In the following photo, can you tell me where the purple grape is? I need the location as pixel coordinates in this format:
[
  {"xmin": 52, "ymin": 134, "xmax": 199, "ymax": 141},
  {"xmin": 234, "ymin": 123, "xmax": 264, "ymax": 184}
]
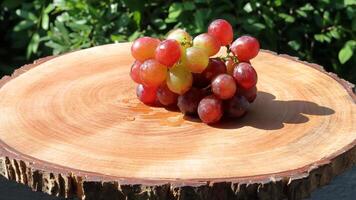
[
  {"xmin": 198, "ymin": 95, "xmax": 223, "ymax": 124},
  {"xmin": 240, "ymin": 86, "xmax": 257, "ymax": 103},
  {"xmin": 193, "ymin": 58, "xmax": 227, "ymax": 88},
  {"xmin": 177, "ymin": 88, "xmax": 205, "ymax": 115},
  {"xmin": 225, "ymin": 95, "xmax": 250, "ymax": 118}
]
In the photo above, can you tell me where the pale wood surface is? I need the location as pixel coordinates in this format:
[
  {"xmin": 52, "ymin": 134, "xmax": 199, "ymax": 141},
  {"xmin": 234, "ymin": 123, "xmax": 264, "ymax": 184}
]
[{"xmin": 0, "ymin": 43, "xmax": 355, "ymax": 199}]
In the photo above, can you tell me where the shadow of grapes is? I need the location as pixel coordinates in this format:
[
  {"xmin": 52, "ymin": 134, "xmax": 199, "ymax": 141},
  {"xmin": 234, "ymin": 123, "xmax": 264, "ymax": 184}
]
[{"xmin": 186, "ymin": 91, "xmax": 335, "ymax": 130}]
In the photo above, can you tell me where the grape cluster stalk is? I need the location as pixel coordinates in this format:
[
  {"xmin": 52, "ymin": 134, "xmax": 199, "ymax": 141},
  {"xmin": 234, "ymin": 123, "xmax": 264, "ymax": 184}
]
[{"xmin": 130, "ymin": 19, "xmax": 260, "ymax": 124}]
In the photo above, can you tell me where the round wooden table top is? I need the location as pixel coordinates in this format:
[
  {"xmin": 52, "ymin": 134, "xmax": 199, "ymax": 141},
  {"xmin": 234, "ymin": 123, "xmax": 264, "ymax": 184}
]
[{"xmin": 0, "ymin": 43, "xmax": 355, "ymax": 182}]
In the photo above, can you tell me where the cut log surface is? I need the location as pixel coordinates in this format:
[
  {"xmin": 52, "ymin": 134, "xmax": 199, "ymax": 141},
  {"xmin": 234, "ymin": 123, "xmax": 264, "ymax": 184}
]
[{"xmin": 0, "ymin": 43, "xmax": 355, "ymax": 200}]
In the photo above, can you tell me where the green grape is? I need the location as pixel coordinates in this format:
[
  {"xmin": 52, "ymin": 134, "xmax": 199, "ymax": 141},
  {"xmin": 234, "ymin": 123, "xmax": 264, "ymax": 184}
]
[
  {"xmin": 166, "ymin": 63, "xmax": 193, "ymax": 95},
  {"xmin": 167, "ymin": 29, "xmax": 192, "ymax": 50},
  {"xmin": 184, "ymin": 47, "xmax": 209, "ymax": 73},
  {"xmin": 193, "ymin": 33, "xmax": 220, "ymax": 56}
]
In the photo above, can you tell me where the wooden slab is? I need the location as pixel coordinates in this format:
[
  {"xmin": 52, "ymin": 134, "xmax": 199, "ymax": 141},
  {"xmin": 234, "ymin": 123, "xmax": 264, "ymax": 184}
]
[{"xmin": 0, "ymin": 43, "xmax": 355, "ymax": 200}]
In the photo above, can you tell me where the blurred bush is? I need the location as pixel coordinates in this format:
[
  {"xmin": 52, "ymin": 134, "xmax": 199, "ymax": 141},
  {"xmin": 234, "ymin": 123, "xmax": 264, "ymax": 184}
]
[{"xmin": 0, "ymin": 0, "xmax": 355, "ymax": 83}]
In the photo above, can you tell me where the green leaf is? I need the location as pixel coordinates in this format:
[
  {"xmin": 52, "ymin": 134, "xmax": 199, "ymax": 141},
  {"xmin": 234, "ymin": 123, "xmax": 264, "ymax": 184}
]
[
  {"xmin": 346, "ymin": 40, "xmax": 356, "ymax": 48},
  {"xmin": 300, "ymin": 3, "xmax": 314, "ymax": 11},
  {"xmin": 314, "ymin": 34, "xmax": 323, "ymax": 42},
  {"xmin": 168, "ymin": 3, "xmax": 183, "ymax": 21},
  {"xmin": 194, "ymin": 9, "xmax": 206, "ymax": 33},
  {"xmin": 314, "ymin": 34, "xmax": 331, "ymax": 43},
  {"xmin": 132, "ymin": 11, "xmax": 141, "ymax": 28},
  {"xmin": 344, "ymin": 0, "xmax": 356, "ymax": 6},
  {"xmin": 346, "ymin": 7, "xmax": 354, "ymax": 19},
  {"xmin": 323, "ymin": 11, "xmax": 331, "ymax": 25},
  {"xmin": 42, "ymin": 14, "xmax": 49, "ymax": 30},
  {"xmin": 110, "ymin": 3, "xmax": 118, "ymax": 13},
  {"xmin": 338, "ymin": 45, "xmax": 353, "ymax": 64},
  {"xmin": 296, "ymin": 10, "xmax": 308, "ymax": 18},
  {"xmin": 274, "ymin": 0, "xmax": 282, "ymax": 6},
  {"xmin": 278, "ymin": 13, "xmax": 295, "ymax": 23},
  {"xmin": 15, "ymin": 9, "xmax": 37, "ymax": 21},
  {"xmin": 56, "ymin": 12, "xmax": 70, "ymax": 22},
  {"xmin": 31, "ymin": 33, "xmax": 40, "ymax": 52},
  {"xmin": 110, "ymin": 34, "xmax": 126, "ymax": 42},
  {"xmin": 26, "ymin": 33, "xmax": 40, "ymax": 58},
  {"xmin": 66, "ymin": 21, "xmax": 90, "ymax": 32},
  {"xmin": 243, "ymin": 3, "xmax": 253, "ymax": 13},
  {"xmin": 53, "ymin": 0, "xmax": 66, "ymax": 8},
  {"xmin": 128, "ymin": 31, "xmax": 141, "ymax": 41},
  {"xmin": 182, "ymin": 2, "xmax": 195, "ymax": 10},
  {"xmin": 288, "ymin": 40, "xmax": 301, "ymax": 51},
  {"xmin": 242, "ymin": 23, "xmax": 266, "ymax": 33},
  {"xmin": 54, "ymin": 21, "xmax": 70, "ymax": 44},
  {"xmin": 45, "ymin": 41, "xmax": 66, "ymax": 55},
  {"xmin": 115, "ymin": 13, "xmax": 130, "ymax": 27},
  {"xmin": 243, "ymin": 20, "xmax": 266, "ymax": 32},
  {"xmin": 262, "ymin": 14, "xmax": 274, "ymax": 28},
  {"xmin": 329, "ymin": 27, "xmax": 340, "ymax": 39},
  {"xmin": 44, "ymin": 4, "xmax": 55, "ymax": 13},
  {"xmin": 165, "ymin": 17, "xmax": 177, "ymax": 23},
  {"xmin": 13, "ymin": 20, "xmax": 35, "ymax": 32},
  {"xmin": 252, "ymin": 23, "xmax": 266, "ymax": 30},
  {"xmin": 153, "ymin": 18, "xmax": 167, "ymax": 30}
]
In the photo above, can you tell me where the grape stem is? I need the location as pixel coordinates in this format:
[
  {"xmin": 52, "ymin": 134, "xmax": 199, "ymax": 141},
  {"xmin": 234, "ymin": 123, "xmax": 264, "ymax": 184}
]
[
  {"xmin": 203, "ymin": 84, "xmax": 212, "ymax": 92},
  {"xmin": 220, "ymin": 45, "xmax": 238, "ymax": 63},
  {"xmin": 180, "ymin": 41, "xmax": 193, "ymax": 47},
  {"xmin": 225, "ymin": 45, "xmax": 231, "ymax": 54}
]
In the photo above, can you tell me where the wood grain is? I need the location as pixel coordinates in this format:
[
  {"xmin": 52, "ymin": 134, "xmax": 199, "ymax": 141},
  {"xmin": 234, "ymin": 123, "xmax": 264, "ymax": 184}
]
[{"xmin": 0, "ymin": 43, "xmax": 355, "ymax": 200}]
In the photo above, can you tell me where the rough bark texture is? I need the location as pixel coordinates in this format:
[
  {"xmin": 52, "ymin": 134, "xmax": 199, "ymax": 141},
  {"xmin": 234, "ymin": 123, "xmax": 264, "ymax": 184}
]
[
  {"xmin": 0, "ymin": 147, "xmax": 355, "ymax": 200},
  {"xmin": 0, "ymin": 49, "xmax": 355, "ymax": 200}
]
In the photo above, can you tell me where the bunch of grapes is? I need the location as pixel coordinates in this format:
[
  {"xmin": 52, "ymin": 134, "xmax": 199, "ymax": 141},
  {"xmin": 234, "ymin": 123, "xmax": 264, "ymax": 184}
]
[{"xmin": 130, "ymin": 19, "xmax": 260, "ymax": 124}]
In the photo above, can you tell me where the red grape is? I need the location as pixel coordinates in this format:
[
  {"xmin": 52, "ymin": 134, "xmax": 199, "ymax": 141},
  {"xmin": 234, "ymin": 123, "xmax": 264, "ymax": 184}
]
[
  {"xmin": 130, "ymin": 60, "xmax": 142, "ymax": 84},
  {"xmin": 240, "ymin": 86, "xmax": 257, "ymax": 103},
  {"xmin": 155, "ymin": 39, "xmax": 181, "ymax": 67},
  {"xmin": 193, "ymin": 58, "xmax": 227, "ymax": 88},
  {"xmin": 198, "ymin": 95, "xmax": 223, "ymax": 124},
  {"xmin": 233, "ymin": 62, "xmax": 257, "ymax": 90},
  {"xmin": 225, "ymin": 57, "xmax": 236, "ymax": 75},
  {"xmin": 177, "ymin": 88, "xmax": 205, "ymax": 115},
  {"xmin": 157, "ymin": 84, "xmax": 178, "ymax": 106},
  {"xmin": 184, "ymin": 47, "xmax": 209, "ymax": 73},
  {"xmin": 136, "ymin": 84, "xmax": 157, "ymax": 105},
  {"xmin": 208, "ymin": 19, "xmax": 233, "ymax": 46},
  {"xmin": 193, "ymin": 33, "xmax": 220, "ymax": 56},
  {"xmin": 212, "ymin": 74, "xmax": 237, "ymax": 100},
  {"xmin": 225, "ymin": 95, "xmax": 249, "ymax": 118},
  {"xmin": 203, "ymin": 58, "xmax": 227, "ymax": 81},
  {"xmin": 230, "ymin": 35, "xmax": 260, "ymax": 62},
  {"xmin": 140, "ymin": 59, "xmax": 167, "ymax": 87},
  {"xmin": 131, "ymin": 37, "xmax": 160, "ymax": 62}
]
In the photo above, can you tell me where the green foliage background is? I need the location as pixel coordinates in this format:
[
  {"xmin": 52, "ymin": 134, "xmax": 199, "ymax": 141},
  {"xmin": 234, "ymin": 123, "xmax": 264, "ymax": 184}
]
[{"xmin": 1, "ymin": 0, "xmax": 356, "ymax": 84}]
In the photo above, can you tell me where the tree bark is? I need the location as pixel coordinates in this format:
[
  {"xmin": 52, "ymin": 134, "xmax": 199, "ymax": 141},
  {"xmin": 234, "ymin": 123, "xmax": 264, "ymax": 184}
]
[{"xmin": 0, "ymin": 43, "xmax": 355, "ymax": 200}]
